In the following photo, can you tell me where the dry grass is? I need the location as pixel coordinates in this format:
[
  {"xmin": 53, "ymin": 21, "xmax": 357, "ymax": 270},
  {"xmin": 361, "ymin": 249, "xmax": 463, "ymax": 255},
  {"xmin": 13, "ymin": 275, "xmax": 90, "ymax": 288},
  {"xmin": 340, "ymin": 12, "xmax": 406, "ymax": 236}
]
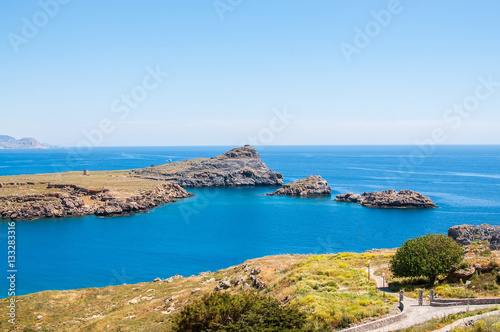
[
  {"xmin": 0, "ymin": 171, "xmax": 167, "ymax": 198},
  {"xmin": 0, "ymin": 252, "xmax": 398, "ymax": 331}
]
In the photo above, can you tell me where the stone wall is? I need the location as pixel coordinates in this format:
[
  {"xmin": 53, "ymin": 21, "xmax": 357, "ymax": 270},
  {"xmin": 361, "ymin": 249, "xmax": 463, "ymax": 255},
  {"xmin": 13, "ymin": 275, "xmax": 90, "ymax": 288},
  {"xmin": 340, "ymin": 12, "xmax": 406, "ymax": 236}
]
[
  {"xmin": 341, "ymin": 302, "xmax": 406, "ymax": 332},
  {"xmin": 431, "ymin": 298, "xmax": 500, "ymax": 307}
]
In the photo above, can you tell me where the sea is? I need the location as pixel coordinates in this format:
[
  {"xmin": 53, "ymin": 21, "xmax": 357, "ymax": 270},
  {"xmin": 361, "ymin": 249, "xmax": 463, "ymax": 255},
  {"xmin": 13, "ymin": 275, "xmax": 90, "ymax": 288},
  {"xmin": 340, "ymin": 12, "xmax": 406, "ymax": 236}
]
[{"xmin": 1, "ymin": 145, "xmax": 499, "ymax": 296}]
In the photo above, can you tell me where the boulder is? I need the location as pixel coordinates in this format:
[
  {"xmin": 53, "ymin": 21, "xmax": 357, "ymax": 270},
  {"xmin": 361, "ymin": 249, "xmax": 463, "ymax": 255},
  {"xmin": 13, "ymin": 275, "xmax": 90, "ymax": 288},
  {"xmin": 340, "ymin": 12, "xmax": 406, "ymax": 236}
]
[
  {"xmin": 446, "ymin": 265, "xmax": 476, "ymax": 283},
  {"xmin": 335, "ymin": 192, "xmax": 362, "ymax": 203},
  {"xmin": 215, "ymin": 280, "xmax": 232, "ymax": 291}
]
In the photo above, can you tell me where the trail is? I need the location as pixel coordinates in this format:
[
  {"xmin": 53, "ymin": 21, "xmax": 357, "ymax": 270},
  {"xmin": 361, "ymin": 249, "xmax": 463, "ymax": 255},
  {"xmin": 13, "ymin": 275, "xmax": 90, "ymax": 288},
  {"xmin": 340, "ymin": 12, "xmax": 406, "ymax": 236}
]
[{"xmin": 367, "ymin": 266, "xmax": 498, "ymax": 332}]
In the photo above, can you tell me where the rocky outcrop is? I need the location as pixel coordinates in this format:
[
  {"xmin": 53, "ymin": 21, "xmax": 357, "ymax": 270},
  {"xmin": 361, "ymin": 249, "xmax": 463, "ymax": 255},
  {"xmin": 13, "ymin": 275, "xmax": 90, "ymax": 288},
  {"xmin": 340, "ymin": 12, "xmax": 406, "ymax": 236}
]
[
  {"xmin": 448, "ymin": 224, "xmax": 500, "ymax": 250},
  {"xmin": 0, "ymin": 182, "xmax": 193, "ymax": 221},
  {"xmin": 267, "ymin": 175, "xmax": 331, "ymax": 196},
  {"xmin": 445, "ymin": 265, "xmax": 476, "ymax": 283},
  {"xmin": 130, "ymin": 145, "xmax": 283, "ymax": 187},
  {"xmin": 335, "ymin": 190, "xmax": 436, "ymax": 208}
]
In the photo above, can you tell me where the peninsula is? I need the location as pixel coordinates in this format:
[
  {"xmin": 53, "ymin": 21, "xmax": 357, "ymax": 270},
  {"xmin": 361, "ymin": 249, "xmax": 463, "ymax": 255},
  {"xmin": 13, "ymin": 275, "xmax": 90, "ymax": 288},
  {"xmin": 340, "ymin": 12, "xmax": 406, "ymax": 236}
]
[
  {"xmin": 130, "ymin": 145, "xmax": 283, "ymax": 187},
  {"xmin": 0, "ymin": 145, "xmax": 283, "ymax": 220}
]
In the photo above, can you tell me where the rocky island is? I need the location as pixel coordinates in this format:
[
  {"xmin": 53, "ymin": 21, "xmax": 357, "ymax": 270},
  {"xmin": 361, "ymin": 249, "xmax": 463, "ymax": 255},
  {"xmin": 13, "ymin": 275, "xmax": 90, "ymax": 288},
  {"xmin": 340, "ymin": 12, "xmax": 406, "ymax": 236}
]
[
  {"xmin": 335, "ymin": 189, "xmax": 436, "ymax": 208},
  {"xmin": 448, "ymin": 224, "xmax": 500, "ymax": 250},
  {"xmin": 130, "ymin": 145, "xmax": 283, "ymax": 187},
  {"xmin": 267, "ymin": 175, "xmax": 331, "ymax": 196}
]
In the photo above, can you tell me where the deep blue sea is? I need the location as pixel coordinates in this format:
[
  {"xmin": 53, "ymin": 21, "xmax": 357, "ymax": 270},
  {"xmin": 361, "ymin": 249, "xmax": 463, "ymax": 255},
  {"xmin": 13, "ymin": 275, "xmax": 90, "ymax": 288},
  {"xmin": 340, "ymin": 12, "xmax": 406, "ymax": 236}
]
[{"xmin": 1, "ymin": 146, "xmax": 500, "ymax": 297}]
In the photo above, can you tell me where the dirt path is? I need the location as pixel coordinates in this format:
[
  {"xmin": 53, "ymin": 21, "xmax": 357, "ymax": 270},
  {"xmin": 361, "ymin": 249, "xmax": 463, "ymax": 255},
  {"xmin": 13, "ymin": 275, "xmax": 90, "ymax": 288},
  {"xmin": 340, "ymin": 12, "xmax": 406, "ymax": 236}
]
[{"xmin": 367, "ymin": 266, "xmax": 499, "ymax": 332}]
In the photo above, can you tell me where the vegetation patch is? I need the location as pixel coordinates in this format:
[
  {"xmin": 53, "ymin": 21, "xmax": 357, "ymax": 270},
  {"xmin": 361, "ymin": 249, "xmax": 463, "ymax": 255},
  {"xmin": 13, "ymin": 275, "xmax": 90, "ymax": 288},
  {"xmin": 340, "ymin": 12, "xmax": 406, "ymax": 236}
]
[{"xmin": 0, "ymin": 252, "xmax": 398, "ymax": 331}]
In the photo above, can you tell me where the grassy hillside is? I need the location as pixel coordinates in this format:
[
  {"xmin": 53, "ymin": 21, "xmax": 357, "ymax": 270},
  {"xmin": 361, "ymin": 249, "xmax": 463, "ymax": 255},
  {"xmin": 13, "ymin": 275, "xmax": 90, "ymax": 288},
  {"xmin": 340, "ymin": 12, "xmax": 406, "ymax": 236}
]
[{"xmin": 1, "ymin": 251, "xmax": 397, "ymax": 331}]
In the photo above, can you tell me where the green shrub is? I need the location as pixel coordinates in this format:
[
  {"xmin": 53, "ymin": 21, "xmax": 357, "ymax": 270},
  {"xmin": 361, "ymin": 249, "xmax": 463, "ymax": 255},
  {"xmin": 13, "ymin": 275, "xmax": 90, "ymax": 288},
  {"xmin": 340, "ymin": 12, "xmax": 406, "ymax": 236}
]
[
  {"xmin": 434, "ymin": 284, "xmax": 476, "ymax": 299},
  {"xmin": 480, "ymin": 249, "xmax": 492, "ymax": 257},
  {"xmin": 391, "ymin": 234, "xmax": 464, "ymax": 285},
  {"xmin": 389, "ymin": 277, "xmax": 428, "ymax": 292},
  {"xmin": 490, "ymin": 261, "xmax": 500, "ymax": 269},
  {"xmin": 469, "ymin": 273, "xmax": 500, "ymax": 292},
  {"xmin": 172, "ymin": 292, "xmax": 307, "ymax": 332}
]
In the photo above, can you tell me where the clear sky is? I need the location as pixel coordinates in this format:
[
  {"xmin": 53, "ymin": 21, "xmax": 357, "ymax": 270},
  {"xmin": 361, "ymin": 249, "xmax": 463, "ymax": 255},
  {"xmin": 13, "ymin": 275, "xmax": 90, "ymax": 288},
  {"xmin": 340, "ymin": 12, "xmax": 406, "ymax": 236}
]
[{"xmin": 1, "ymin": 0, "xmax": 499, "ymax": 146}]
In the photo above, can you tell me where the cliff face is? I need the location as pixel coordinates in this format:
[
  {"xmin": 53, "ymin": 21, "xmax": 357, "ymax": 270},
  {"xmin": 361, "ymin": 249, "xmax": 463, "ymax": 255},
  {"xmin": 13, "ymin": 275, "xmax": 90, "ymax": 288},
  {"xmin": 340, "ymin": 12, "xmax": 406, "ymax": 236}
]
[
  {"xmin": 268, "ymin": 175, "xmax": 331, "ymax": 196},
  {"xmin": 0, "ymin": 182, "xmax": 193, "ymax": 221},
  {"xmin": 335, "ymin": 190, "xmax": 436, "ymax": 208},
  {"xmin": 448, "ymin": 224, "xmax": 500, "ymax": 250},
  {"xmin": 0, "ymin": 135, "xmax": 48, "ymax": 149},
  {"xmin": 130, "ymin": 145, "xmax": 283, "ymax": 187}
]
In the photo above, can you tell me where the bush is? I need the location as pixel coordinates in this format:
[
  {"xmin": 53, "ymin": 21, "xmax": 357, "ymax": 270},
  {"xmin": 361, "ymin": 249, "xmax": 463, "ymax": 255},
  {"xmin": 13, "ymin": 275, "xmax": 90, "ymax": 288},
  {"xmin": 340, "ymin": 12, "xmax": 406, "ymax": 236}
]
[
  {"xmin": 389, "ymin": 277, "xmax": 428, "ymax": 292},
  {"xmin": 391, "ymin": 234, "xmax": 464, "ymax": 284},
  {"xmin": 480, "ymin": 249, "xmax": 492, "ymax": 257},
  {"xmin": 468, "ymin": 273, "xmax": 500, "ymax": 292},
  {"xmin": 490, "ymin": 261, "xmax": 500, "ymax": 269},
  {"xmin": 172, "ymin": 292, "xmax": 307, "ymax": 332},
  {"xmin": 434, "ymin": 284, "xmax": 476, "ymax": 299}
]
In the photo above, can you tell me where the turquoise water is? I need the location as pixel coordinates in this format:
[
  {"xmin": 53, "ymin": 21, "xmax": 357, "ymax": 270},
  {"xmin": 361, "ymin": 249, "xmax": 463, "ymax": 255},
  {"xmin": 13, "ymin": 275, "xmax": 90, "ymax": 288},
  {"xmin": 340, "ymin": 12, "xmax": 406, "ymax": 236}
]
[{"xmin": 1, "ymin": 146, "xmax": 500, "ymax": 296}]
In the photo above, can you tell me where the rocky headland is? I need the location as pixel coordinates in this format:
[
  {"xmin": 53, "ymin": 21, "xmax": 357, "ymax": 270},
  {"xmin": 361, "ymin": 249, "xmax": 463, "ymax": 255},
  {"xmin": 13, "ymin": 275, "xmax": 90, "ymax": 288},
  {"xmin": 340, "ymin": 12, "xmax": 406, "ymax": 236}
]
[
  {"xmin": 0, "ymin": 181, "xmax": 192, "ymax": 221},
  {"xmin": 448, "ymin": 224, "xmax": 500, "ymax": 250},
  {"xmin": 0, "ymin": 135, "xmax": 48, "ymax": 149},
  {"xmin": 267, "ymin": 175, "xmax": 331, "ymax": 196},
  {"xmin": 335, "ymin": 189, "xmax": 436, "ymax": 208},
  {"xmin": 130, "ymin": 145, "xmax": 283, "ymax": 187}
]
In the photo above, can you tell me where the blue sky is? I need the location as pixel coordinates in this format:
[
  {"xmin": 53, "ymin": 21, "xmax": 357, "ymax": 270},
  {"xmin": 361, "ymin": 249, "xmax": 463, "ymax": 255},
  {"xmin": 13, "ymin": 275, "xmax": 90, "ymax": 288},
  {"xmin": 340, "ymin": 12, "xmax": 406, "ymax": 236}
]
[{"xmin": 1, "ymin": 0, "xmax": 499, "ymax": 146}]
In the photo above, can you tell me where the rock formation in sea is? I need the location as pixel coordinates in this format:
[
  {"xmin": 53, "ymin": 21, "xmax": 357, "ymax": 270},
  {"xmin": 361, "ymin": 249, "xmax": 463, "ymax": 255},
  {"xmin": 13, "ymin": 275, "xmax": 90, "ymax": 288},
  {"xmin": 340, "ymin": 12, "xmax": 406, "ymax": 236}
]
[
  {"xmin": 335, "ymin": 189, "xmax": 436, "ymax": 208},
  {"xmin": 267, "ymin": 175, "xmax": 331, "ymax": 196},
  {"xmin": 0, "ymin": 135, "xmax": 48, "ymax": 149},
  {"xmin": 448, "ymin": 224, "xmax": 500, "ymax": 250},
  {"xmin": 130, "ymin": 145, "xmax": 283, "ymax": 187},
  {"xmin": 0, "ymin": 182, "xmax": 193, "ymax": 221}
]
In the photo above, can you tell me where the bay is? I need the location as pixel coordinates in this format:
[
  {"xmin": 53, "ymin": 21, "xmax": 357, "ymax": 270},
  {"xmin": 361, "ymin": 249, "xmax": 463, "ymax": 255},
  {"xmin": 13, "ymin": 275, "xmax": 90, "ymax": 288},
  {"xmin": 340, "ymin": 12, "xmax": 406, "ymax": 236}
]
[{"xmin": 1, "ymin": 145, "xmax": 499, "ymax": 296}]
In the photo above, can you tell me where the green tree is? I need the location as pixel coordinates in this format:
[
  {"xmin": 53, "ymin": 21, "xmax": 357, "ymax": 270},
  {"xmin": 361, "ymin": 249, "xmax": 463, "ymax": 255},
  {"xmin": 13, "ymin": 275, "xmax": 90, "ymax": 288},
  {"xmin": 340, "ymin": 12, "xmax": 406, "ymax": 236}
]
[
  {"xmin": 173, "ymin": 292, "xmax": 307, "ymax": 332},
  {"xmin": 390, "ymin": 233, "xmax": 464, "ymax": 285}
]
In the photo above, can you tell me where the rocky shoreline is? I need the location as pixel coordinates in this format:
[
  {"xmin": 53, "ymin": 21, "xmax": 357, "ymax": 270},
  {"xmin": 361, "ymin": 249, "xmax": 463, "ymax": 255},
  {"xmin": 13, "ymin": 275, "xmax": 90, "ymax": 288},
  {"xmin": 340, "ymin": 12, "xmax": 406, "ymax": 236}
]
[
  {"xmin": 130, "ymin": 145, "xmax": 283, "ymax": 187},
  {"xmin": 267, "ymin": 175, "xmax": 331, "ymax": 196},
  {"xmin": 335, "ymin": 190, "xmax": 436, "ymax": 208},
  {"xmin": 0, "ymin": 182, "xmax": 193, "ymax": 221}
]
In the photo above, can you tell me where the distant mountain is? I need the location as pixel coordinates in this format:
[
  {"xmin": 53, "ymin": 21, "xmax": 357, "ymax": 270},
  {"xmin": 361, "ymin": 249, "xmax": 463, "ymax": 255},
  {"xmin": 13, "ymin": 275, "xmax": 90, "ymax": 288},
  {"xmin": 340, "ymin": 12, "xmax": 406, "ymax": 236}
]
[
  {"xmin": 0, "ymin": 135, "xmax": 16, "ymax": 143},
  {"xmin": 0, "ymin": 135, "xmax": 49, "ymax": 149}
]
